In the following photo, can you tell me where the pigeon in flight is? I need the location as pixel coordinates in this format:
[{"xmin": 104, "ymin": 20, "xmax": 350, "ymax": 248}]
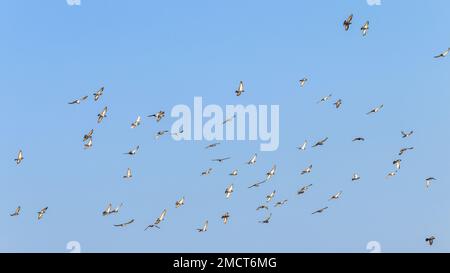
[
  {"xmin": 84, "ymin": 138, "xmax": 93, "ymax": 149},
  {"xmin": 201, "ymin": 168, "xmax": 213, "ymax": 176},
  {"xmin": 317, "ymin": 94, "xmax": 332, "ymax": 104},
  {"xmin": 312, "ymin": 137, "xmax": 328, "ymax": 147},
  {"xmin": 145, "ymin": 209, "xmax": 167, "ymax": 230},
  {"xmin": 155, "ymin": 130, "xmax": 169, "ymax": 139},
  {"xmin": 131, "ymin": 116, "xmax": 141, "ymax": 129},
  {"xmin": 259, "ymin": 213, "xmax": 272, "ymax": 224},
  {"xmin": 229, "ymin": 169, "xmax": 238, "ymax": 176},
  {"xmin": 97, "ymin": 106, "xmax": 108, "ymax": 123},
  {"xmin": 225, "ymin": 184, "xmax": 234, "ymax": 199},
  {"xmin": 274, "ymin": 199, "xmax": 288, "ymax": 208},
  {"xmin": 175, "ymin": 197, "xmax": 185, "ymax": 208},
  {"xmin": 93, "ymin": 87, "xmax": 104, "ymax": 101},
  {"xmin": 426, "ymin": 236, "xmax": 436, "ymax": 246},
  {"xmin": 247, "ymin": 153, "xmax": 257, "ymax": 165},
  {"xmin": 393, "ymin": 159, "xmax": 402, "ymax": 170},
  {"xmin": 266, "ymin": 190, "xmax": 276, "ymax": 202},
  {"xmin": 235, "ymin": 81, "xmax": 245, "ymax": 96},
  {"xmin": 14, "ymin": 150, "xmax": 24, "ymax": 165},
  {"xmin": 212, "ymin": 157, "xmax": 231, "ymax": 163},
  {"xmin": 248, "ymin": 180, "xmax": 267, "ymax": 189},
  {"xmin": 222, "ymin": 114, "xmax": 236, "ymax": 125},
  {"xmin": 399, "ymin": 147, "xmax": 414, "ymax": 156},
  {"xmin": 329, "ymin": 191, "xmax": 343, "ymax": 201},
  {"xmin": 299, "ymin": 77, "xmax": 308, "ymax": 88},
  {"xmin": 386, "ymin": 171, "xmax": 398, "ymax": 178},
  {"xmin": 333, "ymin": 99, "xmax": 342, "ymax": 109},
  {"xmin": 205, "ymin": 143, "xmax": 220, "ymax": 149},
  {"xmin": 266, "ymin": 165, "xmax": 277, "ymax": 180},
  {"xmin": 343, "ymin": 14, "xmax": 353, "ymax": 31},
  {"xmin": 37, "ymin": 207, "xmax": 48, "ymax": 220},
  {"xmin": 123, "ymin": 168, "xmax": 132, "ymax": 179},
  {"xmin": 352, "ymin": 137, "xmax": 365, "ymax": 142},
  {"xmin": 102, "ymin": 204, "xmax": 113, "ymax": 216},
  {"xmin": 361, "ymin": 21, "xmax": 369, "ymax": 36},
  {"xmin": 312, "ymin": 207, "xmax": 328, "ymax": 215},
  {"xmin": 114, "ymin": 219, "xmax": 135, "ymax": 227},
  {"xmin": 83, "ymin": 129, "xmax": 94, "ymax": 142},
  {"xmin": 68, "ymin": 95, "xmax": 88, "ymax": 105},
  {"xmin": 124, "ymin": 145, "xmax": 140, "ymax": 156},
  {"xmin": 352, "ymin": 173, "xmax": 361, "ymax": 181},
  {"xmin": 367, "ymin": 105, "xmax": 383, "ymax": 115},
  {"xmin": 10, "ymin": 206, "xmax": 21, "ymax": 217},
  {"xmin": 148, "ymin": 111, "xmax": 165, "ymax": 122},
  {"xmin": 301, "ymin": 164, "xmax": 313, "ymax": 175},
  {"xmin": 256, "ymin": 205, "xmax": 269, "ymax": 211},
  {"xmin": 425, "ymin": 177, "xmax": 437, "ymax": 188},
  {"xmin": 401, "ymin": 131, "xmax": 414, "ymax": 138},
  {"xmin": 297, "ymin": 184, "xmax": 313, "ymax": 195},
  {"xmin": 221, "ymin": 212, "xmax": 230, "ymax": 224},
  {"xmin": 434, "ymin": 48, "xmax": 449, "ymax": 58},
  {"xmin": 298, "ymin": 140, "xmax": 307, "ymax": 151},
  {"xmin": 197, "ymin": 220, "xmax": 208, "ymax": 232}
]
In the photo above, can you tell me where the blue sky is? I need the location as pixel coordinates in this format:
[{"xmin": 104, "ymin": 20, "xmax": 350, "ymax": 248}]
[{"xmin": 1, "ymin": 0, "xmax": 449, "ymax": 252}]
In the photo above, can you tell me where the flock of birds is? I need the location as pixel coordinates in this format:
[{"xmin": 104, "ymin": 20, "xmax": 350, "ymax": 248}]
[{"xmin": 9, "ymin": 13, "xmax": 449, "ymax": 250}]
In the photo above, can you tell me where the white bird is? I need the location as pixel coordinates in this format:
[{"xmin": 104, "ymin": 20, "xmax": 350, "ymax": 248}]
[
  {"xmin": 229, "ymin": 169, "xmax": 238, "ymax": 176},
  {"xmin": 97, "ymin": 106, "xmax": 108, "ymax": 123},
  {"xmin": 367, "ymin": 104, "xmax": 383, "ymax": 115},
  {"xmin": 83, "ymin": 129, "xmax": 94, "ymax": 141},
  {"xmin": 123, "ymin": 168, "xmax": 132, "ymax": 179},
  {"xmin": 124, "ymin": 145, "xmax": 140, "ymax": 155},
  {"xmin": 247, "ymin": 153, "xmax": 257, "ymax": 165},
  {"xmin": 301, "ymin": 164, "xmax": 313, "ymax": 175},
  {"xmin": 68, "ymin": 95, "xmax": 88, "ymax": 105},
  {"xmin": 201, "ymin": 168, "xmax": 213, "ymax": 176},
  {"xmin": 393, "ymin": 159, "xmax": 402, "ymax": 170},
  {"xmin": 84, "ymin": 138, "xmax": 93, "ymax": 149},
  {"xmin": 329, "ymin": 191, "xmax": 343, "ymax": 201},
  {"xmin": 131, "ymin": 116, "xmax": 141, "ymax": 129},
  {"xmin": 259, "ymin": 213, "xmax": 272, "ymax": 224},
  {"xmin": 93, "ymin": 87, "xmax": 104, "ymax": 101},
  {"xmin": 235, "ymin": 81, "xmax": 245, "ymax": 96},
  {"xmin": 317, "ymin": 94, "xmax": 332, "ymax": 104},
  {"xmin": 114, "ymin": 219, "xmax": 134, "ymax": 227},
  {"xmin": 361, "ymin": 21, "xmax": 369, "ymax": 36},
  {"xmin": 10, "ymin": 206, "xmax": 21, "ymax": 217},
  {"xmin": 266, "ymin": 190, "xmax": 276, "ymax": 202},
  {"xmin": 148, "ymin": 111, "xmax": 165, "ymax": 122},
  {"xmin": 37, "ymin": 207, "xmax": 48, "ymax": 220},
  {"xmin": 352, "ymin": 173, "xmax": 361, "ymax": 181},
  {"xmin": 434, "ymin": 48, "xmax": 449, "ymax": 58},
  {"xmin": 425, "ymin": 177, "xmax": 437, "ymax": 188},
  {"xmin": 197, "ymin": 220, "xmax": 208, "ymax": 232},
  {"xmin": 175, "ymin": 197, "xmax": 185, "ymax": 208},
  {"xmin": 343, "ymin": 14, "xmax": 353, "ymax": 31},
  {"xmin": 145, "ymin": 209, "xmax": 167, "ymax": 230},
  {"xmin": 399, "ymin": 147, "xmax": 414, "ymax": 156},
  {"xmin": 298, "ymin": 140, "xmax": 307, "ymax": 151},
  {"xmin": 299, "ymin": 77, "xmax": 308, "ymax": 88},
  {"xmin": 297, "ymin": 184, "xmax": 313, "ymax": 195},
  {"xmin": 266, "ymin": 165, "xmax": 277, "ymax": 180},
  {"xmin": 14, "ymin": 150, "xmax": 24, "ymax": 165},
  {"xmin": 401, "ymin": 131, "xmax": 414, "ymax": 138},
  {"xmin": 221, "ymin": 212, "xmax": 230, "ymax": 224},
  {"xmin": 225, "ymin": 184, "xmax": 234, "ymax": 199}
]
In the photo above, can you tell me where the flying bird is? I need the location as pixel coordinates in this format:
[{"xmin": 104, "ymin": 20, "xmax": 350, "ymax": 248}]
[
  {"xmin": 212, "ymin": 157, "xmax": 231, "ymax": 163},
  {"xmin": 93, "ymin": 87, "xmax": 104, "ymax": 101},
  {"xmin": 352, "ymin": 173, "xmax": 361, "ymax": 181},
  {"xmin": 225, "ymin": 184, "xmax": 234, "ymax": 199},
  {"xmin": 401, "ymin": 131, "xmax": 414, "ymax": 138},
  {"xmin": 84, "ymin": 138, "xmax": 93, "ymax": 149},
  {"xmin": 256, "ymin": 205, "xmax": 269, "ymax": 211},
  {"xmin": 114, "ymin": 219, "xmax": 135, "ymax": 227},
  {"xmin": 361, "ymin": 21, "xmax": 369, "ymax": 36},
  {"xmin": 83, "ymin": 129, "xmax": 94, "ymax": 141},
  {"xmin": 97, "ymin": 106, "xmax": 108, "ymax": 123},
  {"xmin": 317, "ymin": 94, "xmax": 332, "ymax": 104},
  {"xmin": 343, "ymin": 14, "xmax": 353, "ymax": 31},
  {"xmin": 266, "ymin": 165, "xmax": 277, "ymax": 180},
  {"xmin": 426, "ymin": 236, "xmax": 436, "ymax": 246},
  {"xmin": 197, "ymin": 220, "xmax": 208, "ymax": 232},
  {"xmin": 386, "ymin": 171, "xmax": 398, "ymax": 178},
  {"xmin": 201, "ymin": 168, "xmax": 213, "ymax": 176},
  {"xmin": 259, "ymin": 213, "xmax": 272, "ymax": 224},
  {"xmin": 14, "ymin": 150, "xmax": 24, "ymax": 165},
  {"xmin": 235, "ymin": 81, "xmax": 245, "ymax": 96},
  {"xmin": 399, "ymin": 147, "xmax": 414, "ymax": 156},
  {"xmin": 221, "ymin": 212, "xmax": 230, "ymax": 224},
  {"xmin": 148, "ymin": 111, "xmax": 165, "ymax": 122},
  {"xmin": 123, "ymin": 168, "xmax": 132, "ymax": 179},
  {"xmin": 131, "ymin": 116, "xmax": 141, "ymax": 129},
  {"xmin": 102, "ymin": 204, "xmax": 113, "ymax": 216},
  {"xmin": 10, "ymin": 206, "xmax": 21, "ymax": 217},
  {"xmin": 124, "ymin": 145, "xmax": 140, "ymax": 156},
  {"xmin": 222, "ymin": 114, "xmax": 236, "ymax": 125},
  {"xmin": 299, "ymin": 77, "xmax": 308, "ymax": 88},
  {"xmin": 393, "ymin": 159, "xmax": 402, "ymax": 170},
  {"xmin": 266, "ymin": 190, "xmax": 276, "ymax": 202},
  {"xmin": 37, "ymin": 207, "xmax": 48, "ymax": 220},
  {"xmin": 229, "ymin": 169, "xmax": 238, "ymax": 176},
  {"xmin": 434, "ymin": 48, "xmax": 449, "ymax": 58},
  {"xmin": 329, "ymin": 191, "xmax": 343, "ymax": 201},
  {"xmin": 425, "ymin": 177, "xmax": 437, "ymax": 188},
  {"xmin": 248, "ymin": 180, "xmax": 267, "ymax": 189},
  {"xmin": 312, "ymin": 207, "xmax": 328, "ymax": 215},
  {"xmin": 155, "ymin": 130, "xmax": 169, "ymax": 139},
  {"xmin": 274, "ymin": 199, "xmax": 288, "ymax": 207},
  {"xmin": 297, "ymin": 184, "xmax": 313, "ymax": 195},
  {"xmin": 333, "ymin": 99, "xmax": 342, "ymax": 109},
  {"xmin": 175, "ymin": 197, "xmax": 185, "ymax": 208},
  {"xmin": 301, "ymin": 164, "xmax": 313, "ymax": 175},
  {"xmin": 205, "ymin": 143, "xmax": 220, "ymax": 149},
  {"xmin": 352, "ymin": 137, "xmax": 365, "ymax": 142},
  {"xmin": 68, "ymin": 95, "xmax": 88, "ymax": 105},
  {"xmin": 247, "ymin": 153, "xmax": 257, "ymax": 165},
  {"xmin": 312, "ymin": 137, "xmax": 328, "ymax": 147},
  {"xmin": 367, "ymin": 104, "xmax": 383, "ymax": 115},
  {"xmin": 145, "ymin": 209, "xmax": 167, "ymax": 230},
  {"xmin": 298, "ymin": 140, "xmax": 307, "ymax": 151}
]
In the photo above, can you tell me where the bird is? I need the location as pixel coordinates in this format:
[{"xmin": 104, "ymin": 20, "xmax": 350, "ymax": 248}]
[
  {"xmin": 212, "ymin": 157, "xmax": 231, "ymax": 163},
  {"xmin": 352, "ymin": 173, "xmax": 361, "ymax": 181},
  {"xmin": 225, "ymin": 184, "xmax": 234, "ymax": 199},
  {"xmin": 93, "ymin": 87, "xmax": 104, "ymax": 101},
  {"xmin": 298, "ymin": 140, "xmax": 307, "ymax": 150},
  {"xmin": 123, "ymin": 168, "xmax": 132, "ymax": 179},
  {"xmin": 266, "ymin": 190, "xmax": 276, "ymax": 202},
  {"xmin": 145, "ymin": 209, "xmax": 167, "ymax": 230},
  {"xmin": 274, "ymin": 199, "xmax": 288, "ymax": 207},
  {"xmin": 37, "ymin": 207, "xmax": 48, "ymax": 220},
  {"xmin": 333, "ymin": 99, "xmax": 342, "ymax": 109},
  {"xmin": 124, "ymin": 145, "xmax": 140, "ymax": 155},
  {"xmin": 312, "ymin": 207, "xmax": 328, "ymax": 214},
  {"xmin": 256, "ymin": 205, "xmax": 269, "ymax": 211},
  {"xmin": 155, "ymin": 130, "xmax": 169, "ymax": 139},
  {"xmin": 205, "ymin": 143, "xmax": 220, "ymax": 149},
  {"xmin": 229, "ymin": 169, "xmax": 238, "ymax": 176},
  {"xmin": 301, "ymin": 164, "xmax": 313, "ymax": 175},
  {"xmin": 266, "ymin": 165, "xmax": 277, "ymax": 180},
  {"xmin": 343, "ymin": 14, "xmax": 353, "ymax": 31},
  {"xmin": 247, "ymin": 153, "xmax": 257, "ymax": 165},
  {"xmin": 367, "ymin": 104, "xmax": 383, "ymax": 115},
  {"xmin": 386, "ymin": 171, "xmax": 398, "ymax": 178},
  {"xmin": 131, "ymin": 116, "xmax": 141, "ymax": 129},
  {"xmin": 84, "ymin": 138, "xmax": 93, "ymax": 149},
  {"xmin": 10, "ymin": 206, "xmax": 21, "ymax": 217},
  {"xmin": 259, "ymin": 213, "xmax": 272, "ymax": 224},
  {"xmin": 248, "ymin": 180, "xmax": 267, "ymax": 189},
  {"xmin": 14, "ymin": 150, "xmax": 24, "ymax": 165},
  {"xmin": 148, "ymin": 111, "xmax": 165, "ymax": 122},
  {"xmin": 425, "ymin": 177, "xmax": 437, "ymax": 188},
  {"xmin": 110, "ymin": 203, "xmax": 122, "ymax": 215},
  {"xmin": 299, "ymin": 77, "xmax": 308, "ymax": 88},
  {"xmin": 312, "ymin": 137, "xmax": 328, "ymax": 147},
  {"xmin": 297, "ymin": 184, "xmax": 313, "ymax": 195},
  {"xmin": 393, "ymin": 159, "xmax": 402, "ymax": 170},
  {"xmin": 399, "ymin": 147, "xmax": 414, "ymax": 156},
  {"xmin": 361, "ymin": 21, "xmax": 369, "ymax": 36},
  {"xmin": 201, "ymin": 168, "xmax": 213, "ymax": 176},
  {"xmin": 352, "ymin": 137, "xmax": 365, "ymax": 142},
  {"xmin": 83, "ymin": 129, "xmax": 94, "ymax": 141},
  {"xmin": 434, "ymin": 48, "xmax": 449, "ymax": 58},
  {"xmin": 114, "ymin": 219, "xmax": 135, "ymax": 227},
  {"xmin": 222, "ymin": 114, "xmax": 236, "ymax": 125},
  {"xmin": 401, "ymin": 131, "xmax": 414, "ymax": 138},
  {"xmin": 175, "ymin": 197, "xmax": 185, "ymax": 208},
  {"xmin": 235, "ymin": 81, "xmax": 245, "ymax": 96},
  {"xmin": 317, "ymin": 94, "xmax": 332, "ymax": 104},
  {"xmin": 221, "ymin": 212, "xmax": 230, "ymax": 224},
  {"xmin": 68, "ymin": 95, "xmax": 88, "ymax": 105},
  {"xmin": 197, "ymin": 220, "xmax": 208, "ymax": 232},
  {"xmin": 102, "ymin": 203, "xmax": 113, "ymax": 216},
  {"xmin": 97, "ymin": 106, "xmax": 108, "ymax": 123},
  {"xmin": 426, "ymin": 236, "xmax": 436, "ymax": 246},
  {"xmin": 329, "ymin": 191, "xmax": 343, "ymax": 201}
]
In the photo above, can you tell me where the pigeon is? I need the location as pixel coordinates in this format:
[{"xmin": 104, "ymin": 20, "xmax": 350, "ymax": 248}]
[
  {"xmin": 247, "ymin": 153, "xmax": 257, "ymax": 165},
  {"xmin": 266, "ymin": 190, "xmax": 276, "ymax": 202},
  {"xmin": 434, "ymin": 48, "xmax": 449, "ymax": 58},
  {"xmin": 197, "ymin": 220, "xmax": 208, "ymax": 232},
  {"xmin": 131, "ymin": 116, "xmax": 141, "ymax": 129},
  {"xmin": 352, "ymin": 137, "xmax": 365, "ymax": 142},
  {"xmin": 333, "ymin": 99, "xmax": 342, "ymax": 109},
  {"xmin": 114, "ymin": 219, "xmax": 135, "ymax": 227},
  {"xmin": 145, "ymin": 209, "xmax": 167, "ymax": 230},
  {"xmin": 124, "ymin": 145, "xmax": 140, "ymax": 156},
  {"xmin": 343, "ymin": 14, "xmax": 353, "ymax": 31},
  {"xmin": 123, "ymin": 168, "xmax": 132, "ymax": 179},
  {"xmin": 266, "ymin": 165, "xmax": 277, "ymax": 180},
  {"xmin": 312, "ymin": 137, "xmax": 328, "ymax": 147},
  {"xmin": 221, "ymin": 212, "xmax": 230, "ymax": 224},
  {"xmin": 425, "ymin": 177, "xmax": 437, "ymax": 188},
  {"xmin": 175, "ymin": 197, "xmax": 185, "ymax": 208},
  {"xmin": 155, "ymin": 130, "xmax": 169, "ymax": 139},
  {"xmin": 393, "ymin": 159, "xmax": 402, "ymax": 170},
  {"xmin": 83, "ymin": 129, "xmax": 94, "ymax": 141},
  {"xmin": 93, "ymin": 87, "xmax": 104, "ymax": 101},
  {"xmin": 399, "ymin": 147, "xmax": 414, "ymax": 156},
  {"xmin": 102, "ymin": 204, "xmax": 113, "ymax": 216},
  {"xmin": 401, "ymin": 131, "xmax": 414, "ymax": 138},
  {"xmin": 301, "ymin": 164, "xmax": 313, "ymax": 175},
  {"xmin": 37, "ymin": 207, "xmax": 48, "ymax": 220},
  {"xmin": 248, "ymin": 180, "xmax": 267, "ymax": 189},
  {"xmin": 201, "ymin": 168, "xmax": 213, "ymax": 176},
  {"xmin": 298, "ymin": 140, "xmax": 307, "ymax": 151},
  {"xmin": 212, "ymin": 157, "xmax": 231, "ymax": 163},
  {"xmin": 225, "ymin": 184, "xmax": 234, "ymax": 199},
  {"xmin": 352, "ymin": 173, "xmax": 361, "ymax": 181},
  {"xmin": 256, "ymin": 205, "xmax": 269, "ymax": 211},
  {"xmin": 14, "ymin": 150, "xmax": 24, "ymax": 165},
  {"xmin": 10, "ymin": 206, "xmax": 21, "ymax": 217},
  {"xmin": 426, "ymin": 236, "xmax": 436, "ymax": 246},
  {"xmin": 84, "ymin": 138, "xmax": 93, "ymax": 149},
  {"xmin": 386, "ymin": 171, "xmax": 398, "ymax": 178},
  {"xmin": 299, "ymin": 77, "xmax": 308, "ymax": 88},
  {"xmin": 97, "ymin": 106, "xmax": 108, "ymax": 123},
  {"xmin": 274, "ymin": 199, "xmax": 288, "ymax": 207},
  {"xmin": 68, "ymin": 95, "xmax": 88, "ymax": 105},
  {"xmin": 229, "ymin": 169, "xmax": 238, "ymax": 176},
  {"xmin": 222, "ymin": 114, "xmax": 236, "ymax": 125},
  {"xmin": 312, "ymin": 207, "xmax": 328, "ymax": 214},
  {"xmin": 361, "ymin": 21, "xmax": 369, "ymax": 36},
  {"xmin": 329, "ymin": 191, "xmax": 343, "ymax": 201},
  {"xmin": 259, "ymin": 213, "xmax": 272, "ymax": 224},
  {"xmin": 110, "ymin": 203, "xmax": 122, "ymax": 215},
  {"xmin": 367, "ymin": 104, "xmax": 383, "ymax": 115},
  {"xmin": 317, "ymin": 94, "xmax": 332, "ymax": 104},
  {"xmin": 205, "ymin": 143, "xmax": 220, "ymax": 149},
  {"xmin": 235, "ymin": 81, "xmax": 245, "ymax": 96},
  {"xmin": 297, "ymin": 184, "xmax": 313, "ymax": 195},
  {"xmin": 147, "ymin": 111, "xmax": 165, "ymax": 122}
]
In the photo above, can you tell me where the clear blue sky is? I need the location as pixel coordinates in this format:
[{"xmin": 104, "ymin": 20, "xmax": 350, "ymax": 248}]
[{"xmin": 1, "ymin": 0, "xmax": 449, "ymax": 253}]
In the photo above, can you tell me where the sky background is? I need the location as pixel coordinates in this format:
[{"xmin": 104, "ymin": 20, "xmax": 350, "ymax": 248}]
[{"xmin": 0, "ymin": 0, "xmax": 449, "ymax": 253}]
